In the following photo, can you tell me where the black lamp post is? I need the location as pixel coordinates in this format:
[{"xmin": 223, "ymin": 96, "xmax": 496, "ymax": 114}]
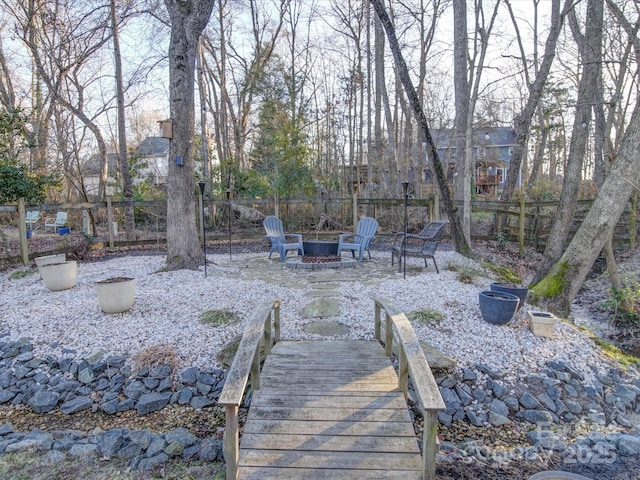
[
  {"xmin": 226, "ymin": 189, "xmax": 232, "ymax": 260},
  {"xmin": 402, "ymin": 181, "xmax": 410, "ymax": 279},
  {"xmin": 198, "ymin": 181, "xmax": 207, "ymax": 277}
]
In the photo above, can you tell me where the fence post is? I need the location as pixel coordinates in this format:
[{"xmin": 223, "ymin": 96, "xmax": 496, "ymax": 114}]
[
  {"xmin": 433, "ymin": 191, "xmax": 440, "ymax": 221},
  {"xmin": 352, "ymin": 192, "xmax": 358, "ymax": 231},
  {"xmin": 18, "ymin": 198, "xmax": 29, "ymax": 266},
  {"xmin": 106, "ymin": 196, "xmax": 115, "ymax": 250}
]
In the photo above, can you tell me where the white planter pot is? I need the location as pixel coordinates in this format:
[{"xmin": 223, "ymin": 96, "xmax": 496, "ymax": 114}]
[
  {"xmin": 35, "ymin": 254, "xmax": 66, "ymax": 278},
  {"xmin": 94, "ymin": 277, "xmax": 136, "ymax": 314},
  {"xmin": 528, "ymin": 311, "xmax": 559, "ymax": 338},
  {"xmin": 39, "ymin": 261, "xmax": 77, "ymax": 291}
]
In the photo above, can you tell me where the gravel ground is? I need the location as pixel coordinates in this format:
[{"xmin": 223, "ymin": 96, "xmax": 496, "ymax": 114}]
[{"xmin": 1, "ymin": 230, "xmax": 638, "ymax": 480}]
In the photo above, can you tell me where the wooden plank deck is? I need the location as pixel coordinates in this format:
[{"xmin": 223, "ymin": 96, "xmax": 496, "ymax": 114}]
[{"xmin": 237, "ymin": 340, "xmax": 422, "ymax": 479}]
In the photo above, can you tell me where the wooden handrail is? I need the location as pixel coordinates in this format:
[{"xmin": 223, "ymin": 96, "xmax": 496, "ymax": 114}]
[
  {"xmin": 372, "ymin": 297, "xmax": 445, "ymax": 480},
  {"xmin": 218, "ymin": 299, "xmax": 280, "ymax": 480}
]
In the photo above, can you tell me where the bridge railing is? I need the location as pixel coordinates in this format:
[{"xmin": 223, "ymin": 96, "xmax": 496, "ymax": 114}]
[
  {"xmin": 372, "ymin": 296, "xmax": 446, "ymax": 480},
  {"xmin": 218, "ymin": 299, "xmax": 280, "ymax": 480}
]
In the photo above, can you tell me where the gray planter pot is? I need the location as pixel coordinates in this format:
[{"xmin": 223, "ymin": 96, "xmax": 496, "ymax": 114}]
[{"xmin": 478, "ymin": 291, "xmax": 520, "ymax": 325}]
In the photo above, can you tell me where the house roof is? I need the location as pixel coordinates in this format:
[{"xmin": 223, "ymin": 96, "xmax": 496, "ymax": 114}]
[
  {"xmin": 81, "ymin": 137, "xmax": 170, "ymax": 176},
  {"xmin": 135, "ymin": 137, "xmax": 170, "ymax": 156},
  {"xmin": 431, "ymin": 127, "xmax": 517, "ymax": 149}
]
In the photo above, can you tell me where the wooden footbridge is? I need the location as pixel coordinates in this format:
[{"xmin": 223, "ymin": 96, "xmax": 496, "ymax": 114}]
[{"xmin": 219, "ymin": 298, "xmax": 445, "ymax": 480}]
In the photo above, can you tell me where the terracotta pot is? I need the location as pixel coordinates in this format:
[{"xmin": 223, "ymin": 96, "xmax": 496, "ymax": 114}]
[
  {"xmin": 39, "ymin": 261, "xmax": 77, "ymax": 291},
  {"xmin": 94, "ymin": 277, "xmax": 136, "ymax": 313},
  {"xmin": 478, "ymin": 291, "xmax": 519, "ymax": 325}
]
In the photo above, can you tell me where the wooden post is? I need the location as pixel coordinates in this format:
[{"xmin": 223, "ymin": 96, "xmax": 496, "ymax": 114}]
[
  {"xmin": 422, "ymin": 410, "xmax": 439, "ymax": 480},
  {"xmin": 519, "ymin": 194, "xmax": 525, "ymax": 257},
  {"xmin": 264, "ymin": 315, "xmax": 272, "ymax": 356},
  {"xmin": 433, "ymin": 191, "xmax": 440, "ymax": 221},
  {"xmin": 274, "ymin": 302, "xmax": 281, "ymax": 343},
  {"xmin": 374, "ymin": 302, "xmax": 381, "ymax": 341},
  {"xmin": 251, "ymin": 342, "xmax": 261, "ymax": 392},
  {"xmin": 106, "ymin": 196, "xmax": 115, "ymax": 250},
  {"xmin": 352, "ymin": 191, "xmax": 358, "ymax": 232},
  {"xmin": 384, "ymin": 313, "xmax": 393, "ymax": 357},
  {"xmin": 224, "ymin": 405, "xmax": 239, "ymax": 480},
  {"xmin": 398, "ymin": 346, "xmax": 408, "ymax": 397},
  {"xmin": 17, "ymin": 198, "xmax": 29, "ymax": 266}
]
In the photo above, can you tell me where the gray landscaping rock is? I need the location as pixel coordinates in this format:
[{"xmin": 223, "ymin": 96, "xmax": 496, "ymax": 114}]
[
  {"xmin": 438, "ymin": 412, "xmax": 452, "ymax": 427},
  {"xmin": 96, "ymin": 430, "xmax": 126, "ymax": 457},
  {"xmin": 616, "ymin": 434, "xmax": 640, "ymax": 456},
  {"xmin": 164, "ymin": 428, "xmax": 197, "ymax": 447},
  {"xmin": 77, "ymin": 367, "xmax": 95, "ymax": 384},
  {"xmin": 42, "ymin": 450, "xmax": 66, "ymax": 464},
  {"xmin": 439, "ymin": 388, "xmax": 462, "ymax": 415},
  {"xmin": 519, "ymin": 392, "xmax": 541, "ymax": 409},
  {"xmin": 144, "ymin": 436, "xmax": 167, "ymax": 458},
  {"xmin": 131, "ymin": 452, "xmax": 168, "ymax": 471},
  {"xmin": 60, "ymin": 396, "xmax": 93, "ymax": 415},
  {"xmin": 136, "ymin": 392, "xmax": 172, "ymax": 415},
  {"xmin": 190, "ymin": 396, "xmax": 215, "ymax": 409},
  {"xmin": 0, "ymin": 389, "xmax": 15, "ymax": 404},
  {"xmin": 199, "ymin": 438, "xmax": 222, "ymax": 461},
  {"xmin": 68, "ymin": 443, "xmax": 99, "ymax": 458},
  {"xmin": 28, "ymin": 390, "xmax": 59, "ymax": 413},
  {"xmin": 180, "ymin": 367, "xmax": 198, "ymax": 385},
  {"xmin": 123, "ymin": 380, "xmax": 148, "ymax": 400},
  {"xmin": 522, "ymin": 409, "xmax": 554, "ymax": 424}
]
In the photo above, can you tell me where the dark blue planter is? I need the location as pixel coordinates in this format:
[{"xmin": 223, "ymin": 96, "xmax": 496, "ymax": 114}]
[
  {"xmin": 26, "ymin": 230, "xmax": 33, "ymax": 239},
  {"xmin": 58, "ymin": 227, "xmax": 71, "ymax": 235},
  {"xmin": 490, "ymin": 282, "xmax": 528, "ymax": 311},
  {"xmin": 479, "ymin": 291, "xmax": 520, "ymax": 325}
]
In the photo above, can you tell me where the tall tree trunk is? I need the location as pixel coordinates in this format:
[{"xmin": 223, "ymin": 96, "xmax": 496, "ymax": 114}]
[
  {"xmin": 111, "ymin": 0, "xmax": 135, "ymax": 239},
  {"xmin": 370, "ymin": 0, "xmax": 470, "ymax": 255},
  {"xmin": 501, "ymin": 0, "xmax": 571, "ymax": 203},
  {"xmin": 530, "ymin": 101, "xmax": 640, "ymax": 315},
  {"xmin": 453, "ymin": 0, "xmax": 469, "ymax": 241},
  {"xmin": 164, "ymin": 0, "xmax": 214, "ymax": 270},
  {"xmin": 532, "ymin": 0, "xmax": 603, "ymax": 284}
]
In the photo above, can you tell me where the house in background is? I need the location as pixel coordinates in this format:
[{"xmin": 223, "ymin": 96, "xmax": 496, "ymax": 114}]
[
  {"xmin": 429, "ymin": 127, "xmax": 519, "ymax": 197},
  {"xmin": 82, "ymin": 137, "xmax": 170, "ymax": 197}
]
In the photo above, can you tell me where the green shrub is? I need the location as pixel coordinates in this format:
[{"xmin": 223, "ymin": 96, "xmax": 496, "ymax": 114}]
[
  {"xmin": 408, "ymin": 308, "xmax": 445, "ymax": 325},
  {"xmin": 199, "ymin": 309, "xmax": 239, "ymax": 326}
]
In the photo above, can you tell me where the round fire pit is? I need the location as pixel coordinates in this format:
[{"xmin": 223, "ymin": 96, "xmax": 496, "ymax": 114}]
[
  {"xmin": 286, "ymin": 255, "xmax": 357, "ymax": 269},
  {"xmin": 301, "ymin": 255, "xmax": 342, "ymax": 264}
]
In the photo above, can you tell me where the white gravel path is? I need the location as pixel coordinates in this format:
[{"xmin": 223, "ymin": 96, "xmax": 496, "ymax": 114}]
[{"xmin": 0, "ymin": 251, "xmax": 617, "ymax": 385}]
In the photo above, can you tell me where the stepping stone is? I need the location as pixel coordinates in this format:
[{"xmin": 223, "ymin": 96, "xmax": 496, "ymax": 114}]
[
  {"xmin": 302, "ymin": 321, "xmax": 350, "ymax": 336},
  {"xmin": 301, "ymin": 298, "xmax": 340, "ymax": 318}
]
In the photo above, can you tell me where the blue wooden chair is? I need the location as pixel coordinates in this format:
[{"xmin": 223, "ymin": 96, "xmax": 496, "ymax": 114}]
[
  {"xmin": 337, "ymin": 217, "xmax": 379, "ymax": 262},
  {"xmin": 263, "ymin": 215, "xmax": 304, "ymax": 262}
]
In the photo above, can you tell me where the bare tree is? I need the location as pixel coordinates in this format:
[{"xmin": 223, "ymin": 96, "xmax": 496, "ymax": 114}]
[
  {"xmin": 531, "ymin": 100, "xmax": 640, "ymax": 315},
  {"xmin": 370, "ymin": 0, "xmax": 471, "ymax": 255},
  {"xmin": 164, "ymin": 0, "xmax": 214, "ymax": 270},
  {"xmin": 532, "ymin": 0, "xmax": 604, "ymax": 284},
  {"xmin": 111, "ymin": 0, "xmax": 135, "ymax": 239},
  {"xmin": 501, "ymin": 0, "xmax": 573, "ymax": 203}
]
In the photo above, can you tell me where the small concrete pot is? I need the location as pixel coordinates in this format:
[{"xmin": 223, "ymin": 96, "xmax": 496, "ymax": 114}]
[
  {"xmin": 39, "ymin": 261, "xmax": 77, "ymax": 291},
  {"xmin": 94, "ymin": 277, "xmax": 136, "ymax": 314}
]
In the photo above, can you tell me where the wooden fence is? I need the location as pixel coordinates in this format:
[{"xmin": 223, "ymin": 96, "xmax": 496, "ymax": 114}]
[{"xmin": 1, "ymin": 193, "xmax": 638, "ymax": 265}]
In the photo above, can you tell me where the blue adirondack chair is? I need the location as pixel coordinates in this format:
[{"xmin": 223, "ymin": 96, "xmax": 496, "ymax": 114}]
[
  {"xmin": 263, "ymin": 215, "xmax": 304, "ymax": 262},
  {"xmin": 337, "ymin": 217, "xmax": 379, "ymax": 262}
]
